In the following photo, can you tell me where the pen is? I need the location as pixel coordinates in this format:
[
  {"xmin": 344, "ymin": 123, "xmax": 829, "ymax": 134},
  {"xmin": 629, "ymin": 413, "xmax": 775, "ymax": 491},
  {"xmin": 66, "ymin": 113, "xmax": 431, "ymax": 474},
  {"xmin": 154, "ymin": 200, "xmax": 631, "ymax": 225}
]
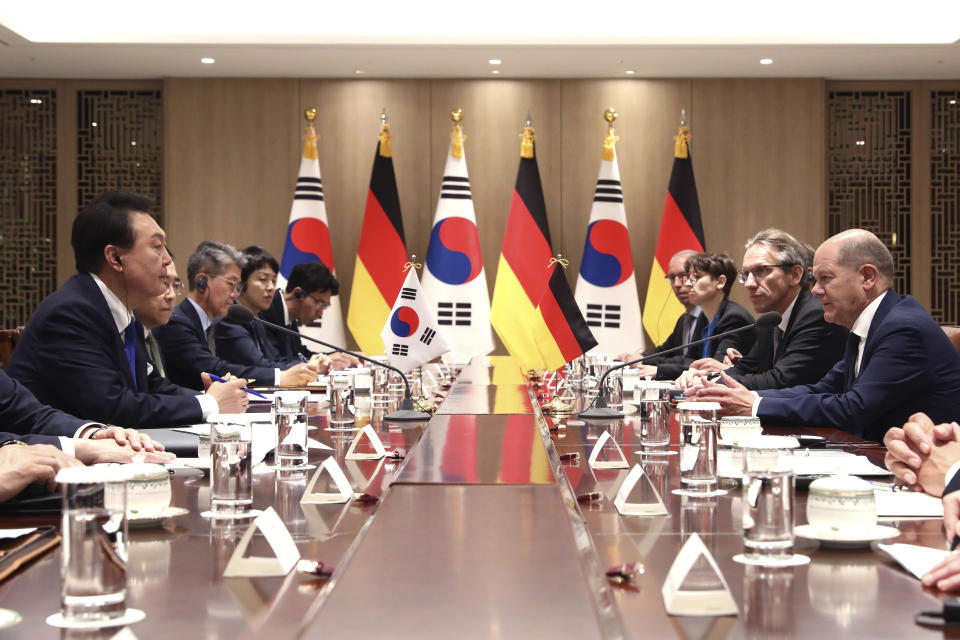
[
  {"xmin": 866, "ymin": 480, "xmax": 900, "ymax": 492},
  {"xmin": 207, "ymin": 373, "xmax": 268, "ymax": 400}
]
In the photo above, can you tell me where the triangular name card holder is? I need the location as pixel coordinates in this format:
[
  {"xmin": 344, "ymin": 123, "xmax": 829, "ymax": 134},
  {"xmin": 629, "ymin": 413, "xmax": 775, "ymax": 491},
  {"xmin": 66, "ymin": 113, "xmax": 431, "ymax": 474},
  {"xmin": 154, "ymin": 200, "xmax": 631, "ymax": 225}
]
[
  {"xmin": 588, "ymin": 430, "xmax": 629, "ymax": 469},
  {"xmin": 345, "ymin": 424, "xmax": 387, "ymax": 460},
  {"xmin": 223, "ymin": 507, "xmax": 301, "ymax": 578},
  {"xmin": 661, "ymin": 533, "xmax": 738, "ymax": 616},
  {"xmin": 301, "ymin": 457, "xmax": 354, "ymax": 504},
  {"xmin": 614, "ymin": 464, "xmax": 668, "ymax": 516}
]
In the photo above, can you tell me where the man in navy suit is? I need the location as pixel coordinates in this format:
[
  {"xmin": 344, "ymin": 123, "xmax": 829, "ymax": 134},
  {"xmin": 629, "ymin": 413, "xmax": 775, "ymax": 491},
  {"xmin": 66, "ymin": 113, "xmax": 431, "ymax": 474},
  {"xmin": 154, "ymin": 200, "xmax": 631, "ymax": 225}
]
[
  {"xmin": 154, "ymin": 241, "xmax": 317, "ymax": 390},
  {"xmin": 215, "ymin": 246, "xmax": 324, "ymax": 380},
  {"xmin": 690, "ymin": 229, "xmax": 960, "ymax": 442},
  {"xmin": 677, "ymin": 228, "xmax": 848, "ymax": 390},
  {"xmin": 7, "ymin": 191, "xmax": 249, "ymax": 428}
]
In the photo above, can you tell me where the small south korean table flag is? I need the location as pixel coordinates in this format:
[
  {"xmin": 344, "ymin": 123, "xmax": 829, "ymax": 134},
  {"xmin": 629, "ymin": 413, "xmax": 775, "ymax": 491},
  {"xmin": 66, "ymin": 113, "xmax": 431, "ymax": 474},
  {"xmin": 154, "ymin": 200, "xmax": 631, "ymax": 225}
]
[{"xmin": 381, "ymin": 264, "xmax": 450, "ymax": 371}]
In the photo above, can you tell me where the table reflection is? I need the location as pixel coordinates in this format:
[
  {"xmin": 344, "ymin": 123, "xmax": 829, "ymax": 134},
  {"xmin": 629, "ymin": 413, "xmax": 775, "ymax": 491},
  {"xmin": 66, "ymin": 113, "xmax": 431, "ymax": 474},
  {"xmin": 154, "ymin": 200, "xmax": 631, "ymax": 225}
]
[{"xmin": 744, "ymin": 565, "xmax": 794, "ymax": 639}]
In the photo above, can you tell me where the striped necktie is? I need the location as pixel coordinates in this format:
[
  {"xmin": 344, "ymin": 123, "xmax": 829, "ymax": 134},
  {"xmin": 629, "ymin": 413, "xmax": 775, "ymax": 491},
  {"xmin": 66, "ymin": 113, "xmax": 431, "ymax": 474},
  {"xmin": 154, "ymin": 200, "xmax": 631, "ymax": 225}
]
[
  {"xmin": 206, "ymin": 325, "xmax": 217, "ymax": 355},
  {"xmin": 146, "ymin": 332, "xmax": 166, "ymax": 378}
]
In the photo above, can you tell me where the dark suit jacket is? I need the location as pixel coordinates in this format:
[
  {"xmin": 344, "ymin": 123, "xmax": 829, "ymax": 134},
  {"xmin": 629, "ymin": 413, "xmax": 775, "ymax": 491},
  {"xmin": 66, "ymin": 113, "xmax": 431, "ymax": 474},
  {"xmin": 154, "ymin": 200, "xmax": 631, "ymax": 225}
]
[
  {"xmin": 154, "ymin": 299, "xmax": 275, "ymax": 390},
  {"xmin": 726, "ymin": 289, "xmax": 849, "ymax": 390},
  {"xmin": 260, "ymin": 291, "xmax": 311, "ymax": 360},
  {"xmin": 215, "ymin": 303, "xmax": 301, "ymax": 370},
  {"xmin": 757, "ymin": 292, "xmax": 960, "ymax": 442},
  {"xmin": 656, "ymin": 298, "xmax": 756, "ymax": 380},
  {"xmin": 0, "ymin": 369, "xmax": 84, "ymax": 442},
  {"xmin": 641, "ymin": 311, "xmax": 708, "ymax": 380},
  {"xmin": 7, "ymin": 274, "xmax": 202, "ymax": 429},
  {"xmin": 944, "ymin": 470, "xmax": 960, "ymax": 497}
]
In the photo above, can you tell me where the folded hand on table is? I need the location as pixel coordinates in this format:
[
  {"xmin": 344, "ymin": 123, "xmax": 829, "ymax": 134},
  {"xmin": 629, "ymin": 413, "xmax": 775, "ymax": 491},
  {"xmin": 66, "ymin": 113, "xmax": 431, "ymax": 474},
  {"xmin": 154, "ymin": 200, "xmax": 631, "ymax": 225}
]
[
  {"xmin": 73, "ymin": 438, "xmax": 175, "ymax": 465},
  {"xmin": 684, "ymin": 371, "xmax": 755, "ymax": 417},
  {"xmin": 91, "ymin": 426, "xmax": 165, "ymax": 453},
  {"xmin": 0, "ymin": 444, "xmax": 82, "ymax": 503},
  {"xmin": 883, "ymin": 412, "xmax": 960, "ymax": 495}
]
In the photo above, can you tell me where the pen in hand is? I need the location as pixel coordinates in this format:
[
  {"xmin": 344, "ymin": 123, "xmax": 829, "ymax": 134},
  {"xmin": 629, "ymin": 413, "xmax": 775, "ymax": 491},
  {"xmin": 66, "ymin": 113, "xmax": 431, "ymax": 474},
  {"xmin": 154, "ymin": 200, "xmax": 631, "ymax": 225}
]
[{"xmin": 206, "ymin": 373, "xmax": 268, "ymax": 400}]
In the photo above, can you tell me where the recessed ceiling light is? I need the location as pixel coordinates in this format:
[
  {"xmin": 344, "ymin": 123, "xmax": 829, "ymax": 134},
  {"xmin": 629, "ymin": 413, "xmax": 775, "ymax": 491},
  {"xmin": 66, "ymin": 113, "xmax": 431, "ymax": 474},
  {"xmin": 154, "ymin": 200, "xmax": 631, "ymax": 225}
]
[
  {"xmin": 488, "ymin": 59, "xmax": 501, "ymax": 65},
  {"xmin": 131, "ymin": 141, "xmax": 137, "ymax": 146},
  {"xmin": 29, "ymin": 97, "xmax": 42, "ymax": 104},
  {"xmin": 355, "ymin": 69, "xmax": 365, "ymax": 74},
  {"xmin": 625, "ymin": 69, "xmax": 635, "ymax": 75},
  {"xmin": 950, "ymin": 99, "xmax": 957, "ymax": 105},
  {"xmin": 91, "ymin": 122, "xmax": 98, "ymax": 127},
  {"xmin": 856, "ymin": 140, "xmax": 866, "ymax": 146},
  {"xmin": 760, "ymin": 58, "xmax": 773, "ymax": 65},
  {"xmin": 491, "ymin": 69, "xmax": 501, "ymax": 75},
  {"xmin": 200, "ymin": 57, "xmax": 215, "ymax": 64}
]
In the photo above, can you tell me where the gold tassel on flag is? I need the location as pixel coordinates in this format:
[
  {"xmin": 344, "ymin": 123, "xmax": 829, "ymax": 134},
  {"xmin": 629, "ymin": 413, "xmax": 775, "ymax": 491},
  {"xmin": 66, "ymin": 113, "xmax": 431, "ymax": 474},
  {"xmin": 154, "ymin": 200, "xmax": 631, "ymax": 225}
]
[
  {"xmin": 378, "ymin": 123, "xmax": 393, "ymax": 158},
  {"xmin": 450, "ymin": 109, "xmax": 465, "ymax": 159},
  {"xmin": 520, "ymin": 126, "xmax": 536, "ymax": 159},
  {"xmin": 674, "ymin": 125, "xmax": 691, "ymax": 159},
  {"xmin": 303, "ymin": 108, "xmax": 318, "ymax": 160},
  {"xmin": 602, "ymin": 108, "xmax": 618, "ymax": 161}
]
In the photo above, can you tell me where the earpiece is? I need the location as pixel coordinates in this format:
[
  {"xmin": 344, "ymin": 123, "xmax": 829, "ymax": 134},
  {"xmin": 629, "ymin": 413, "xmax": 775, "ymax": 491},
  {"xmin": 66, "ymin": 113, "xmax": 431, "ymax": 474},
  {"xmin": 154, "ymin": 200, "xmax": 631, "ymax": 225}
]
[
  {"xmin": 240, "ymin": 280, "xmax": 247, "ymax": 293},
  {"xmin": 196, "ymin": 276, "xmax": 208, "ymax": 292},
  {"xmin": 293, "ymin": 288, "xmax": 305, "ymax": 299},
  {"xmin": 114, "ymin": 256, "xmax": 122, "ymax": 265}
]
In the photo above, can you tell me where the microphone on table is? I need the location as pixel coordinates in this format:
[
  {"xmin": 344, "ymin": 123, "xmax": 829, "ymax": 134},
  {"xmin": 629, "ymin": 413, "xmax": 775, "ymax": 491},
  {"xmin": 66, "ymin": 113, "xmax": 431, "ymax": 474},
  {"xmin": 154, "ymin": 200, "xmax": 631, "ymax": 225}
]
[
  {"xmin": 578, "ymin": 311, "xmax": 782, "ymax": 419},
  {"xmin": 226, "ymin": 304, "xmax": 430, "ymax": 422}
]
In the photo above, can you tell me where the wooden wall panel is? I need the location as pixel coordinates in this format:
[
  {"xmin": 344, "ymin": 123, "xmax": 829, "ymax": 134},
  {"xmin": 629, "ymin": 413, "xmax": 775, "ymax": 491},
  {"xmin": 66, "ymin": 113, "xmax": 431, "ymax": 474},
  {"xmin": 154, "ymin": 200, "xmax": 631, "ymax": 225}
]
[
  {"xmin": 691, "ymin": 78, "xmax": 826, "ymax": 311},
  {"xmin": 163, "ymin": 78, "xmax": 301, "ymax": 271}
]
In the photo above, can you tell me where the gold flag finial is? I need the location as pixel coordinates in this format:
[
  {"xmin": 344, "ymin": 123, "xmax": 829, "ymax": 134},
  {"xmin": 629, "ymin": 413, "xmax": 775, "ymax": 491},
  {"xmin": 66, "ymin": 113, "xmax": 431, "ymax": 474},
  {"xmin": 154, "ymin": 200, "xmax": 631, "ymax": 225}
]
[
  {"xmin": 602, "ymin": 108, "xmax": 619, "ymax": 162},
  {"xmin": 520, "ymin": 113, "xmax": 536, "ymax": 159},
  {"xmin": 450, "ymin": 109, "xmax": 466, "ymax": 159},
  {"xmin": 304, "ymin": 108, "xmax": 317, "ymax": 123},
  {"xmin": 403, "ymin": 255, "xmax": 422, "ymax": 271},
  {"xmin": 378, "ymin": 109, "xmax": 392, "ymax": 158}
]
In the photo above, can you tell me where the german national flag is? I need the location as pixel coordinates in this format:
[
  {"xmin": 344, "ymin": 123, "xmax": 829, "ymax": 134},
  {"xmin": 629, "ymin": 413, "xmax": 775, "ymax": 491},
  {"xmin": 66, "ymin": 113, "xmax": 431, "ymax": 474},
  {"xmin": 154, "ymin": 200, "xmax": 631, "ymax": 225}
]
[
  {"xmin": 641, "ymin": 126, "xmax": 705, "ymax": 345},
  {"xmin": 531, "ymin": 262, "xmax": 598, "ymax": 372},
  {"xmin": 490, "ymin": 125, "xmax": 553, "ymax": 370},
  {"xmin": 347, "ymin": 123, "xmax": 408, "ymax": 355}
]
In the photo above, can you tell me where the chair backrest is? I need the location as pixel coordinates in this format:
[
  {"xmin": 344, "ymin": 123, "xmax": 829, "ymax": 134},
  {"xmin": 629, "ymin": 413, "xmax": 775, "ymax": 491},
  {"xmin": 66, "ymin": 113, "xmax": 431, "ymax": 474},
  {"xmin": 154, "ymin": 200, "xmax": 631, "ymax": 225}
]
[
  {"xmin": 0, "ymin": 327, "xmax": 24, "ymax": 370},
  {"xmin": 943, "ymin": 325, "xmax": 960, "ymax": 353}
]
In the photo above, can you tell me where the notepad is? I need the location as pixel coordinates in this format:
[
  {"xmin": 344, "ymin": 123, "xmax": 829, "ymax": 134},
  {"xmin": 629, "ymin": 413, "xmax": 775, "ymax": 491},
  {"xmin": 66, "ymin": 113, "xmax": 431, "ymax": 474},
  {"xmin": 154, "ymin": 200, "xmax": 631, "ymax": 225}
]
[
  {"xmin": 876, "ymin": 543, "xmax": 951, "ymax": 580},
  {"xmin": 875, "ymin": 491, "xmax": 944, "ymax": 518}
]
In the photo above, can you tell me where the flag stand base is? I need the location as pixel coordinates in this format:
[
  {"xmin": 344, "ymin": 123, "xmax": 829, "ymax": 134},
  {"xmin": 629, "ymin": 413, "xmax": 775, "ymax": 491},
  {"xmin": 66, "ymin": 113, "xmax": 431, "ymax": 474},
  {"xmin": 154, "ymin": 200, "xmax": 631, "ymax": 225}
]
[{"xmin": 580, "ymin": 407, "xmax": 626, "ymax": 419}]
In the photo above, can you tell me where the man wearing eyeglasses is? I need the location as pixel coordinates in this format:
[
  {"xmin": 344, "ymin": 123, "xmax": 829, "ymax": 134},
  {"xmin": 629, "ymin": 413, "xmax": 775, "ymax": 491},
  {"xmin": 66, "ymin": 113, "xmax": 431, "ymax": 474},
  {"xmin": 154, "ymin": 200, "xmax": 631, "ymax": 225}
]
[
  {"xmin": 677, "ymin": 228, "xmax": 848, "ymax": 390},
  {"xmin": 153, "ymin": 241, "xmax": 280, "ymax": 390},
  {"xmin": 261, "ymin": 261, "xmax": 358, "ymax": 370},
  {"xmin": 7, "ymin": 192, "xmax": 249, "ymax": 429},
  {"xmin": 617, "ymin": 249, "xmax": 706, "ymax": 379},
  {"xmin": 133, "ymin": 259, "xmax": 182, "ymax": 378}
]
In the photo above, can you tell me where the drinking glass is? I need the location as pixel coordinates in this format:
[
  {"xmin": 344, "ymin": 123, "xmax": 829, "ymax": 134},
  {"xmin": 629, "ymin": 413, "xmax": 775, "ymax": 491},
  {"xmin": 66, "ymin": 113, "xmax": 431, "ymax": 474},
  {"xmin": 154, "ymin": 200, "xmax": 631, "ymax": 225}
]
[
  {"xmin": 328, "ymin": 371, "xmax": 356, "ymax": 429},
  {"xmin": 274, "ymin": 390, "xmax": 309, "ymax": 468},
  {"xmin": 371, "ymin": 357, "xmax": 390, "ymax": 406},
  {"xmin": 741, "ymin": 438, "xmax": 797, "ymax": 563},
  {"xmin": 640, "ymin": 384, "xmax": 672, "ymax": 448},
  {"xmin": 210, "ymin": 422, "xmax": 253, "ymax": 516},
  {"xmin": 677, "ymin": 401, "xmax": 721, "ymax": 494},
  {"xmin": 603, "ymin": 369, "xmax": 624, "ymax": 410},
  {"xmin": 57, "ymin": 466, "xmax": 131, "ymax": 623}
]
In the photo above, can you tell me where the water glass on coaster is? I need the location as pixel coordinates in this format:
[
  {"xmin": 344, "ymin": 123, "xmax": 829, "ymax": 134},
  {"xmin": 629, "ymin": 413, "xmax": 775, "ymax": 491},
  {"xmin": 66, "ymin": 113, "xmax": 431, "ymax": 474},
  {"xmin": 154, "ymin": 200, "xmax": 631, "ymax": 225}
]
[
  {"xmin": 603, "ymin": 369, "xmax": 624, "ymax": 411},
  {"xmin": 733, "ymin": 436, "xmax": 809, "ymax": 567},
  {"xmin": 675, "ymin": 401, "xmax": 725, "ymax": 496},
  {"xmin": 205, "ymin": 422, "xmax": 255, "ymax": 519},
  {"xmin": 48, "ymin": 466, "xmax": 145, "ymax": 629},
  {"xmin": 328, "ymin": 371, "xmax": 357, "ymax": 430},
  {"xmin": 274, "ymin": 390, "xmax": 310, "ymax": 468},
  {"xmin": 638, "ymin": 383, "xmax": 674, "ymax": 453},
  {"xmin": 371, "ymin": 357, "xmax": 391, "ymax": 406}
]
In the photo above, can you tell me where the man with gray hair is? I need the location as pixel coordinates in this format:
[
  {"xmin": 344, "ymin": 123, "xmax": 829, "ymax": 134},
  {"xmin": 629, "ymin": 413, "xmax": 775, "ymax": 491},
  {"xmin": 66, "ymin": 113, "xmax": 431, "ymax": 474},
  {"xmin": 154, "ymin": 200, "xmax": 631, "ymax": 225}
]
[
  {"xmin": 677, "ymin": 228, "xmax": 848, "ymax": 389},
  {"xmin": 689, "ymin": 228, "xmax": 960, "ymax": 442},
  {"xmin": 154, "ymin": 241, "xmax": 317, "ymax": 390}
]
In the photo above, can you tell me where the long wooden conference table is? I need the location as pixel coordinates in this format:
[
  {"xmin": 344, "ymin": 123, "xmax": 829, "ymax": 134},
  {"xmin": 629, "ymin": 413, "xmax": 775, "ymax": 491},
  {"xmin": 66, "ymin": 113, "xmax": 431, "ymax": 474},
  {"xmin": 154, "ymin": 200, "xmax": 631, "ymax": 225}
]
[{"xmin": 0, "ymin": 356, "xmax": 955, "ymax": 638}]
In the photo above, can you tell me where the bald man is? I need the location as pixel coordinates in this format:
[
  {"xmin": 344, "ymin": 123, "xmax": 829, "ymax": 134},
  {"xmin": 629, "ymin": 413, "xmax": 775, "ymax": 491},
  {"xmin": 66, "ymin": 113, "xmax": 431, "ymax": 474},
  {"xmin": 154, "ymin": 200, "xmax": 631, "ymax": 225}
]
[{"xmin": 689, "ymin": 229, "xmax": 960, "ymax": 442}]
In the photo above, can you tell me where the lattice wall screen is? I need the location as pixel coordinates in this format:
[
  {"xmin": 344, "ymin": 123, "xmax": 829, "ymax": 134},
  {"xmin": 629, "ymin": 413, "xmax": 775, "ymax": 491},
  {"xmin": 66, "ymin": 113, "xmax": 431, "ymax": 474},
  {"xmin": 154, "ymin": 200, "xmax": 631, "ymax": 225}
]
[
  {"xmin": 0, "ymin": 90, "xmax": 58, "ymax": 328},
  {"xmin": 827, "ymin": 90, "xmax": 912, "ymax": 296},
  {"xmin": 930, "ymin": 92, "xmax": 960, "ymax": 324}
]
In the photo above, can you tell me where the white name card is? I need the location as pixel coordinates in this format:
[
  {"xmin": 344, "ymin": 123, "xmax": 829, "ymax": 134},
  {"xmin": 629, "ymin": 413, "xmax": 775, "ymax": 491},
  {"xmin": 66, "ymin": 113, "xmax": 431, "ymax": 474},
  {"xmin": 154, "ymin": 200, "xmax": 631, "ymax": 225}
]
[
  {"xmin": 588, "ymin": 430, "xmax": 629, "ymax": 469},
  {"xmin": 661, "ymin": 533, "xmax": 737, "ymax": 616},
  {"xmin": 614, "ymin": 464, "xmax": 668, "ymax": 516},
  {"xmin": 223, "ymin": 507, "xmax": 300, "ymax": 577},
  {"xmin": 301, "ymin": 457, "xmax": 354, "ymax": 504},
  {"xmin": 345, "ymin": 424, "xmax": 387, "ymax": 460}
]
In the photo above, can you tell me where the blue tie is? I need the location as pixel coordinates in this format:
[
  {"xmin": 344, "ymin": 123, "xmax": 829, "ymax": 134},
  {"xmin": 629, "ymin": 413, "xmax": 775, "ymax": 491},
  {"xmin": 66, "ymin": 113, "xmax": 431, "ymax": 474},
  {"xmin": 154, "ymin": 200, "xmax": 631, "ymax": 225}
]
[{"xmin": 123, "ymin": 321, "xmax": 139, "ymax": 387}]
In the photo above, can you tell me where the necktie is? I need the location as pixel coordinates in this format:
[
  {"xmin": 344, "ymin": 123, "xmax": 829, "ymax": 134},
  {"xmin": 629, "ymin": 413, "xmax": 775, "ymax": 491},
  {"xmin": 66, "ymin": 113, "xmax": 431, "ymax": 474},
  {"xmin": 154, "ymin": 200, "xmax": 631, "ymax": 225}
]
[
  {"xmin": 773, "ymin": 327, "xmax": 784, "ymax": 356},
  {"xmin": 206, "ymin": 325, "xmax": 217, "ymax": 355},
  {"xmin": 682, "ymin": 314, "xmax": 695, "ymax": 346},
  {"xmin": 146, "ymin": 332, "xmax": 166, "ymax": 378},
  {"xmin": 123, "ymin": 321, "xmax": 138, "ymax": 387},
  {"xmin": 843, "ymin": 332, "xmax": 860, "ymax": 391}
]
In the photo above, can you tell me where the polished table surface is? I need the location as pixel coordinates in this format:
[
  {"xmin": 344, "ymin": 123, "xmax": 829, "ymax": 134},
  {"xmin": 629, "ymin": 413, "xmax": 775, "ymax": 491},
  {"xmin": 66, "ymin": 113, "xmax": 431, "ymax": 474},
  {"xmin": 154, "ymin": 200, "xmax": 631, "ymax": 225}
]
[{"xmin": 1, "ymin": 357, "xmax": 958, "ymax": 638}]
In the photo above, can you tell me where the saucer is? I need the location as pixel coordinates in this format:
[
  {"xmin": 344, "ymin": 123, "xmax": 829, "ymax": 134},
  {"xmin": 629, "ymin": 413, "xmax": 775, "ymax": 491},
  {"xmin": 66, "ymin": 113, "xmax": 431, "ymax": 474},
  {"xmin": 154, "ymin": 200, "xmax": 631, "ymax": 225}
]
[
  {"xmin": 46, "ymin": 608, "xmax": 145, "ymax": 629},
  {"xmin": 795, "ymin": 523, "xmax": 900, "ymax": 549},
  {"xmin": 0, "ymin": 608, "xmax": 22, "ymax": 629},
  {"xmin": 183, "ymin": 458, "xmax": 210, "ymax": 471},
  {"xmin": 127, "ymin": 506, "xmax": 190, "ymax": 529}
]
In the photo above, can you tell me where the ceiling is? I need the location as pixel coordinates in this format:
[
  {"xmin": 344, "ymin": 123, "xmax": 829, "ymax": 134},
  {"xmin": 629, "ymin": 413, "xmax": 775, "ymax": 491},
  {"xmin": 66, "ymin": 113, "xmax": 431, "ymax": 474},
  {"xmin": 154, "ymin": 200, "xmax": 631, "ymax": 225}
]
[{"xmin": 2, "ymin": 3, "xmax": 960, "ymax": 80}]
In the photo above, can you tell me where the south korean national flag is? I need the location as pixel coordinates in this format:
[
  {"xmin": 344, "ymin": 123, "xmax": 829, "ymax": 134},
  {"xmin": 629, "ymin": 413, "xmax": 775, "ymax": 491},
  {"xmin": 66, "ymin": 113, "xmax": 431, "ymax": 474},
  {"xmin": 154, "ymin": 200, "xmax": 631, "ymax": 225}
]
[{"xmin": 381, "ymin": 268, "xmax": 450, "ymax": 372}]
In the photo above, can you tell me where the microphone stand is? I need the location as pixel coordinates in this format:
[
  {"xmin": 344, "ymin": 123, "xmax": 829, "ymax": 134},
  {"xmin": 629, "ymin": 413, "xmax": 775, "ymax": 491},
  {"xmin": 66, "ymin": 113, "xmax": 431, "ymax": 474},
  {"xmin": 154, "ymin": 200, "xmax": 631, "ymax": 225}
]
[
  {"xmin": 579, "ymin": 312, "xmax": 780, "ymax": 419},
  {"xmin": 237, "ymin": 310, "xmax": 430, "ymax": 421}
]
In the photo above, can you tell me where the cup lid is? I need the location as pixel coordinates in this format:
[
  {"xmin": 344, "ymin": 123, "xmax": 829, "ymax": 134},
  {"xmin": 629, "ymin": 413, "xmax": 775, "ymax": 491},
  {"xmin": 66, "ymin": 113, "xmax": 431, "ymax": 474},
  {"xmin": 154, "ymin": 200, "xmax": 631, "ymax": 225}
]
[
  {"xmin": 809, "ymin": 474, "xmax": 874, "ymax": 493},
  {"xmin": 737, "ymin": 435, "xmax": 800, "ymax": 449},
  {"xmin": 676, "ymin": 401, "xmax": 721, "ymax": 410}
]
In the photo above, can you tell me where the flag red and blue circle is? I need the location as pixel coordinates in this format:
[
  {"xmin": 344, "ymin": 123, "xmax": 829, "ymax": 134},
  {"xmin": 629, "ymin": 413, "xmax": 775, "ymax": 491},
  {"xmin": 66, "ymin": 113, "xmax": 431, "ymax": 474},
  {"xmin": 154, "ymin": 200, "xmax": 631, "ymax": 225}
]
[
  {"xmin": 280, "ymin": 218, "xmax": 334, "ymax": 277},
  {"xmin": 389, "ymin": 306, "xmax": 420, "ymax": 337},
  {"xmin": 425, "ymin": 217, "xmax": 483, "ymax": 285},
  {"xmin": 579, "ymin": 219, "xmax": 633, "ymax": 287}
]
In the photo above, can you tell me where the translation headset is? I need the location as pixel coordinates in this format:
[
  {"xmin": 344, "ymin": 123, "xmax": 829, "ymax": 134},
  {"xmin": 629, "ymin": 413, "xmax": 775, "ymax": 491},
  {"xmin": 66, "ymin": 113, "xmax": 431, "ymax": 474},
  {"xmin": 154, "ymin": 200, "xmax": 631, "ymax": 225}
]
[
  {"xmin": 196, "ymin": 275, "xmax": 208, "ymax": 292},
  {"xmin": 293, "ymin": 288, "xmax": 305, "ymax": 299}
]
